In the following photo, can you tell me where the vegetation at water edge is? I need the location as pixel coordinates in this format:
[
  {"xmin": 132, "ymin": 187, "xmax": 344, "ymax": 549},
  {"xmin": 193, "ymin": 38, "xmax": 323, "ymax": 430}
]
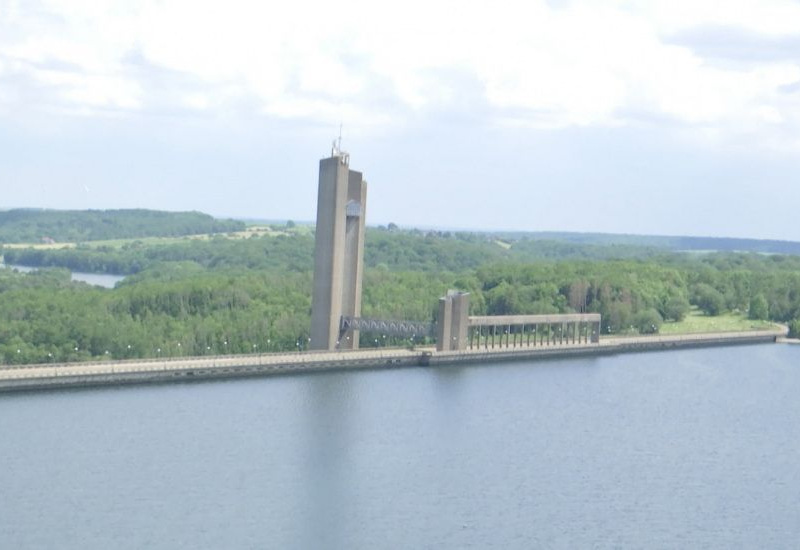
[{"xmin": 1, "ymin": 220, "xmax": 799, "ymax": 365}]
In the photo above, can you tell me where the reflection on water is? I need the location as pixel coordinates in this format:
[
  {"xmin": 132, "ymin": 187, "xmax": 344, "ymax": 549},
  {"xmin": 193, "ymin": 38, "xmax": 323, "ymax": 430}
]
[
  {"xmin": 1, "ymin": 263, "xmax": 124, "ymax": 288},
  {"xmin": 299, "ymin": 375, "xmax": 358, "ymax": 549},
  {"xmin": 1, "ymin": 345, "xmax": 800, "ymax": 549}
]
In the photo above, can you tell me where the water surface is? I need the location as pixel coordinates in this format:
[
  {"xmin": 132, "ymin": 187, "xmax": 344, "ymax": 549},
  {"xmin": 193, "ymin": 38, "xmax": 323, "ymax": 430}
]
[
  {"xmin": 1, "ymin": 263, "xmax": 124, "ymax": 288},
  {"xmin": 1, "ymin": 345, "xmax": 798, "ymax": 549}
]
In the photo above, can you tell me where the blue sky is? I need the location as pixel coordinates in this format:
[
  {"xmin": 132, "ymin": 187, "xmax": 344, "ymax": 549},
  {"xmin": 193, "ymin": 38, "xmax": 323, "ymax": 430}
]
[{"xmin": 2, "ymin": 0, "xmax": 800, "ymax": 240}]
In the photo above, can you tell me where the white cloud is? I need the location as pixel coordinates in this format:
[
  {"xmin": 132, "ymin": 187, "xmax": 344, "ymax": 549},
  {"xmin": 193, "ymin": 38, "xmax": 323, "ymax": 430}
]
[
  {"xmin": 638, "ymin": 0, "xmax": 800, "ymax": 36},
  {"xmin": 2, "ymin": 0, "xmax": 800, "ymax": 147}
]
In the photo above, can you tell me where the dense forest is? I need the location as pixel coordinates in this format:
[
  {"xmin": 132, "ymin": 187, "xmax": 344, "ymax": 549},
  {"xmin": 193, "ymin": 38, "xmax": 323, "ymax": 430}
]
[
  {"xmin": 0, "ymin": 209, "xmax": 245, "ymax": 243},
  {"xmin": 2, "ymin": 228, "xmax": 669, "ymax": 275},
  {"xmin": 497, "ymin": 231, "xmax": 800, "ymax": 255},
  {"xmin": 2, "ymin": 223, "xmax": 800, "ymax": 365}
]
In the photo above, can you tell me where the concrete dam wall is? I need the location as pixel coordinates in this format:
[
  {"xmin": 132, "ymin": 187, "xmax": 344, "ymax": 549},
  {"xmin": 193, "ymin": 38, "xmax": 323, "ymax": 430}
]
[{"xmin": 0, "ymin": 329, "xmax": 786, "ymax": 394}]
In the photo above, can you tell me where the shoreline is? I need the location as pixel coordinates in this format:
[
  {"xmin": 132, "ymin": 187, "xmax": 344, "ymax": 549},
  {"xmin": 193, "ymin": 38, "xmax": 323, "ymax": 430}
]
[{"xmin": 0, "ymin": 329, "xmax": 788, "ymax": 394}]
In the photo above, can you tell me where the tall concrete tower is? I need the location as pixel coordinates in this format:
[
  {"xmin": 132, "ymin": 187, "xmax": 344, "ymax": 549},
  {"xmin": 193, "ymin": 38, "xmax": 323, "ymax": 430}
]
[{"xmin": 310, "ymin": 143, "xmax": 367, "ymax": 351}]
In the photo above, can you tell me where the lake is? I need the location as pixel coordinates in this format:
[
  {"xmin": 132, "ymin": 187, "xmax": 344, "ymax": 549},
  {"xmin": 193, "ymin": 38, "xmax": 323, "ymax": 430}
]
[
  {"xmin": 1, "ymin": 344, "xmax": 798, "ymax": 549},
  {"xmin": 0, "ymin": 263, "xmax": 124, "ymax": 288}
]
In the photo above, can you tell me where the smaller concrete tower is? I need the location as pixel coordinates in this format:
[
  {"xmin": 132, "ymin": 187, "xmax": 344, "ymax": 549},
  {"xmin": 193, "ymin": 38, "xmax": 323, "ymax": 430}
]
[{"xmin": 436, "ymin": 290, "xmax": 470, "ymax": 351}]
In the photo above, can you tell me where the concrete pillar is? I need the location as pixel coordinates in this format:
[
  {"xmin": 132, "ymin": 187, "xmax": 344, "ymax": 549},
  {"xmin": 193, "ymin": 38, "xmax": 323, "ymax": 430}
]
[
  {"xmin": 310, "ymin": 151, "xmax": 367, "ymax": 351},
  {"xmin": 340, "ymin": 170, "xmax": 367, "ymax": 350},
  {"xmin": 451, "ymin": 292, "xmax": 469, "ymax": 351},
  {"xmin": 592, "ymin": 321, "xmax": 600, "ymax": 343},
  {"xmin": 310, "ymin": 156, "xmax": 348, "ymax": 351},
  {"xmin": 436, "ymin": 297, "xmax": 452, "ymax": 352},
  {"xmin": 436, "ymin": 290, "xmax": 469, "ymax": 351}
]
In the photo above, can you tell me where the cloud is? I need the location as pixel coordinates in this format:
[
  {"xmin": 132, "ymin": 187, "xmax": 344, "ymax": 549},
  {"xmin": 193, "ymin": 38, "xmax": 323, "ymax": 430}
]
[
  {"xmin": 2, "ymin": 0, "xmax": 800, "ymax": 149},
  {"xmin": 667, "ymin": 25, "xmax": 800, "ymax": 63}
]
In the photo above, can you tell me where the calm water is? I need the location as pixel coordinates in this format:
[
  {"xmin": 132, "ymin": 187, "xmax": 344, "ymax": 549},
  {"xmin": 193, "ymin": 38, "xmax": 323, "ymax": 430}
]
[
  {"xmin": 1, "ymin": 263, "xmax": 124, "ymax": 288},
  {"xmin": 1, "ymin": 345, "xmax": 799, "ymax": 549}
]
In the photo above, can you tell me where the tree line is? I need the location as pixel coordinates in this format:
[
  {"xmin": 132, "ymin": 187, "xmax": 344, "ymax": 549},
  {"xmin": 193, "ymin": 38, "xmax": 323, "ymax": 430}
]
[
  {"xmin": 0, "ymin": 209, "xmax": 245, "ymax": 244},
  {"xmin": 1, "ymin": 238, "xmax": 800, "ymax": 364},
  {"xmin": 2, "ymin": 227, "xmax": 672, "ymax": 275}
]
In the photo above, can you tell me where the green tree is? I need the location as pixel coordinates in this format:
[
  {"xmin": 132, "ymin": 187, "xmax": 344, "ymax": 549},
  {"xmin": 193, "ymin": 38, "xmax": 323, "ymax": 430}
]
[
  {"xmin": 663, "ymin": 295, "xmax": 690, "ymax": 321},
  {"xmin": 692, "ymin": 283, "xmax": 726, "ymax": 316},
  {"xmin": 485, "ymin": 281, "xmax": 520, "ymax": 315},
  {"xmin": 789, "ymin": 319, "xmax": 800, "ymax": 339},
  {"xmin": 748, "ymin": 294, "xmax": 769, "ymax": 320},
  {"xmin": 602, "ymin": 301, "xmax": 633, "ymax": 333},
  {"xmin": 633, "ymin": 308, "xmax": 663, "ymax": 334}
]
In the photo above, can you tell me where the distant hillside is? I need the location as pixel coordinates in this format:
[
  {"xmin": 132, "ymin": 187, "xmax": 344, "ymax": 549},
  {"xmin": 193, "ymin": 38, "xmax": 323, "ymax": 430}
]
[
  {"xmin": 495, "ymin": 231, "xmax": 800, "ymax": 256},
  {"xmin": 0, "ymin": 209, "xmax": 246, "ymax": 244}
]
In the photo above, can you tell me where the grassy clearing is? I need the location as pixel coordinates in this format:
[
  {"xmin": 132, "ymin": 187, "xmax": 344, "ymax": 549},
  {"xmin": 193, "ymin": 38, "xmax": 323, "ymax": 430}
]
[
  {"xmin": 1, "ymin": 242, "xmax": 77, "ymax": 250},
  {"xmin": 659, "ymin": 309, "xmax": 775, "ymax": 334},
  {"xmin": 1, "ymin": 225, "xmax": 295, "ymax": 250}
]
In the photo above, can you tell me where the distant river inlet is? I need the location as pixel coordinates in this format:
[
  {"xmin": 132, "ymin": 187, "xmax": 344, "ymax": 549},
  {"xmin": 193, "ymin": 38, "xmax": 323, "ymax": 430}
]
[
  {"xmin": 0, "ymin": 262, "xmax": 125, "ymax": 288},
  {"xmin": 1, "ymin": 344, "xmax": 798, "ymax": 549}
]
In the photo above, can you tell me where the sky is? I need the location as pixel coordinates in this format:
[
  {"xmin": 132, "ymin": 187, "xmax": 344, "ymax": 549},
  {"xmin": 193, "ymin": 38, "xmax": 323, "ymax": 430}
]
[{"xmin": 2, "ymin": 0, "xmax": 800, "ymax": 240}]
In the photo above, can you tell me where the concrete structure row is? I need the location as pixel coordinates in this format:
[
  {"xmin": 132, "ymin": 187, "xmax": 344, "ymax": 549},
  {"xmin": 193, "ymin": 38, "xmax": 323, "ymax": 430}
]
[
  {"xmin": 434, "ymin": 291, "xmax": 601, "ymax": 352},
  {"xmin": 468, "ymin": 313, "xmax": 601, "ymax": 349},
  {"xmin": 308, "ymin": 149, "xmax": 601, "ymax": 355}
]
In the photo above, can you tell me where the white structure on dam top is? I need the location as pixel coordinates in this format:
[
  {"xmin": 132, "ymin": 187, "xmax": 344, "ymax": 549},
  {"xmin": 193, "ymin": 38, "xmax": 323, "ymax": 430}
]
[{"xmin": 310, "ymin": 142, "xmax": 367, "ymax": 351}]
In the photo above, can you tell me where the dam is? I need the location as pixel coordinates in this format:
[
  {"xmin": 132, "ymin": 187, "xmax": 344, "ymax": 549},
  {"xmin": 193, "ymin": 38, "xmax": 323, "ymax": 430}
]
[
  {"xmin": 0, "ymin": 328, "xmax": 785, "ymax": 393},
  {"xmin": 0, "ymin": 146, "xmax": 791, "ymax": 393}
]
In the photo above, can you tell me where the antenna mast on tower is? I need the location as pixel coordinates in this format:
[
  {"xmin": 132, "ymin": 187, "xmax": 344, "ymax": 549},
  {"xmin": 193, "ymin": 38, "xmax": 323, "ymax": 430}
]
[{"xmin": 331, "ymin": 124, "xmax": 349, "ymax": 164}]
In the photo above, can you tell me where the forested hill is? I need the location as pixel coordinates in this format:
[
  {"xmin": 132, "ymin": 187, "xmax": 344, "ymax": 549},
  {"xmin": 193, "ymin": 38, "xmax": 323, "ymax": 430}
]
[
  {"xmin": 1, "ymin": 228, "xmax": 668, "ymax": 275},
  {"xmin": 498, "ymin": 231, "xmax": 800, "ymax": 255},
  {"xmin": 0, "ymin": 209, "xmax": 245, "ymax": 243},
  {"xmin": 2, "ymin": 224, "xmax": 800, "ymax": 363}
]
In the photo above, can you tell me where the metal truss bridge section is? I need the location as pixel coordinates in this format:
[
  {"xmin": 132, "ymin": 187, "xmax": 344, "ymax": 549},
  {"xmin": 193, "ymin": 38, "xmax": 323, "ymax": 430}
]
[{"xmin": 340, "ymin": 316, "xmax": 433, "ymax": 338}]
